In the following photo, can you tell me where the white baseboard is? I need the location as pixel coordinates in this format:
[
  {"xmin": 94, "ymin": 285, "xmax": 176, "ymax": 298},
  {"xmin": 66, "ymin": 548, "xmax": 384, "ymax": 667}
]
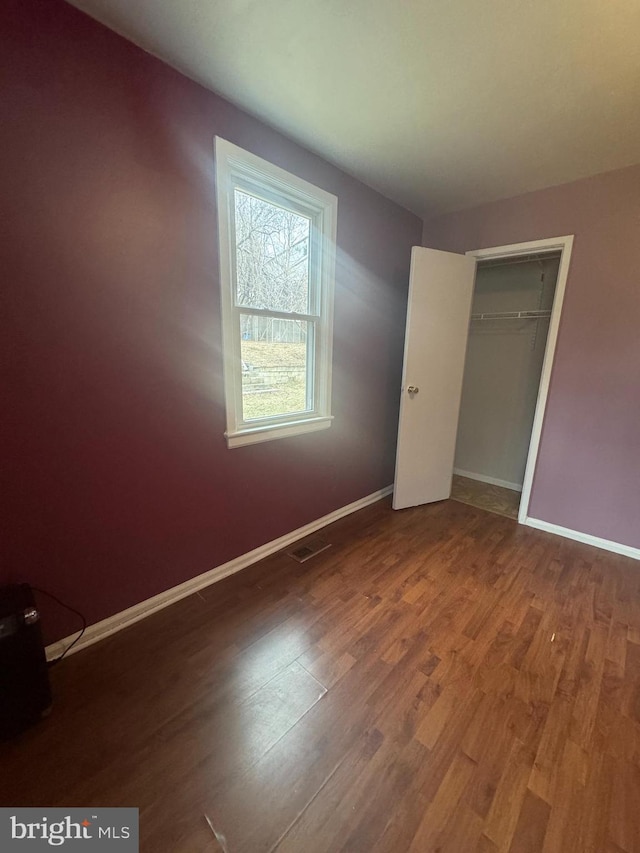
[
  {"xmin": 45, "ymin": 485, "xmax": 394, "ymax": 662},
  {"xmin": 524, "ymin": 516, "xmax": 640, "ymax": 561},
  {"xmin": 453, "ymin": 468, "xmax": 522, "ymax": 493}
]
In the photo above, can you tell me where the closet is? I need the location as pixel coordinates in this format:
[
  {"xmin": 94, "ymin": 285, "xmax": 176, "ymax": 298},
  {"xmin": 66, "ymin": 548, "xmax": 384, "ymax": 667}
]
[{"xmin": 452, "ymin": 252, "xmax": 561, "ymax": 518}]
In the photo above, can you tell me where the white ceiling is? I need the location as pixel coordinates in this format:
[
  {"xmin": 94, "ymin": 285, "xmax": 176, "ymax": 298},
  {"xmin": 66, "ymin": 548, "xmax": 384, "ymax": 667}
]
[{"xmin": 66, "ymin": 0, "xmax": 640, "ymax": 218}]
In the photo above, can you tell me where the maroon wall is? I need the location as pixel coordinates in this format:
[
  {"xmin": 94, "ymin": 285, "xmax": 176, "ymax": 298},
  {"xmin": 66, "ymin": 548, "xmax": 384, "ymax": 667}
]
[
  {"xmin": 423, "ymin": 165, "xmax": 640, "ymax": 549},
  {"xmin": 1, "ymin": 0, "xmax": 422, "ymax": 641}
]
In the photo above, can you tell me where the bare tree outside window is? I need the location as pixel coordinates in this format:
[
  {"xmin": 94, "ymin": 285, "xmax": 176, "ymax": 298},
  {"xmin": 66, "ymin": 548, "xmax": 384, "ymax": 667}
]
[
  {"xmin": 234, "ymin": 190, "xmax": 311, "ymax": 419},
  {"xmin": 235, "ymin": 190, "xmax": 310, "ymax": 316}
]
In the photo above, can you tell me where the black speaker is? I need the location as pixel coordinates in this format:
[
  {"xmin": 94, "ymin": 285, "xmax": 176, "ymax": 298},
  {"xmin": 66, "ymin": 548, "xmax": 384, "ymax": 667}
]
[{"xmin": 0, "ymin": 584, "xmax": 52, "ymax": 740}]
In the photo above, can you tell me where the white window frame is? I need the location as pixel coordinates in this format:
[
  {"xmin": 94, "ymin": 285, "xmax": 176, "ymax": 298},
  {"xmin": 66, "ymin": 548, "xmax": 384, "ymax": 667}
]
[{"xmin": 215, "ymin": 137, "xmax": 337, "ymax": 448}]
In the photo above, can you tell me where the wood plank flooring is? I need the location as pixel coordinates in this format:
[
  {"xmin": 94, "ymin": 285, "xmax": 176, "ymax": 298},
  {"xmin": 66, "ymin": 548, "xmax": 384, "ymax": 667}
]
[{"xmin": 2, "ymin": 497, "xmax": 640, "ymax": 852}]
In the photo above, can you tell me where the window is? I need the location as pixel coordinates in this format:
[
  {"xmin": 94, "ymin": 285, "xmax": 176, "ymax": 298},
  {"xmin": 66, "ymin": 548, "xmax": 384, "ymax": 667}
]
[{"xmin": 215, "ymin": 138, "xmax": 337, "ymax": 448}]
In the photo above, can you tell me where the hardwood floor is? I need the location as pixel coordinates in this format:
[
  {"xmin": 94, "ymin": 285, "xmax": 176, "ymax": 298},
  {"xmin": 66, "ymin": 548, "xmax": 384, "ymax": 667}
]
[{"xmin": 2, "ymin": 497, "xmax": 640, "ymax": 852}]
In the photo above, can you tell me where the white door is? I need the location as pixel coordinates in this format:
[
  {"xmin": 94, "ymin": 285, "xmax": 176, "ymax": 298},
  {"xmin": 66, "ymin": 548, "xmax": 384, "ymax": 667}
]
[{"xmin": 393, "ymin": 247, "xmax": 476, "ymax": 510}]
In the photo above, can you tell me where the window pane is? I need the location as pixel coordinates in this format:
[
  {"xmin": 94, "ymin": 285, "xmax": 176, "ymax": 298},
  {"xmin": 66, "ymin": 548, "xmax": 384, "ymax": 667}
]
[
  {"xmin": 234, "ymin": 190, "xmax": 310, "ymax": 314},
  {"xmin": 240, "ymin": 315, "xmax": 312, "ymax": 421}
]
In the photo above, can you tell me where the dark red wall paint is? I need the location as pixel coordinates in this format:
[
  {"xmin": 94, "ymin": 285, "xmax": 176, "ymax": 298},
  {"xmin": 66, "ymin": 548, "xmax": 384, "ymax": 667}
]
[
  {"xmin": 1, "ymin": 0, "xmax": 422, "ymax": 642},
  {"xmin": 423, "ymin": 165, "xmax": 640, "ymax": 550}
]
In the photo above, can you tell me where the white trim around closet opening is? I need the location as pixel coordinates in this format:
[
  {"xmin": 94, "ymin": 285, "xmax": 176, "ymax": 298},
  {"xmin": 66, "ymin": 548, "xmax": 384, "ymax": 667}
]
[{"xmin": 465, "ymin": 235, "xmax": 574, "ymax": 527}]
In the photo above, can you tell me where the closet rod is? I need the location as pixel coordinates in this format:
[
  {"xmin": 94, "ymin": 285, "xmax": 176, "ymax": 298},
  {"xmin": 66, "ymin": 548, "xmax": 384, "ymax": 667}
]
[
  {"xmin": 470, "ymin": 310, "xmax": 552, "ymax": 321},
  {"xmin": 476, "ymin": 252, "xmax": 561, "ymax": 269}
]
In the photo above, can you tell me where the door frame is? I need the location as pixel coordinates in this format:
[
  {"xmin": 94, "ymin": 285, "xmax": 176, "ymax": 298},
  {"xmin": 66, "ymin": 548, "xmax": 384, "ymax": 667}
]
[{"xmin": 465, "ymin": 235, "xmax": 574, "ymax": 524}]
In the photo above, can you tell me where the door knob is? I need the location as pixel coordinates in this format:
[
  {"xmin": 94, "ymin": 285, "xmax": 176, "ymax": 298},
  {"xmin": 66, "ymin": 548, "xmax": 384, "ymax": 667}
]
[{"xmin": 407, "ymin": 385, "xmax": 419, "ymax": 394}]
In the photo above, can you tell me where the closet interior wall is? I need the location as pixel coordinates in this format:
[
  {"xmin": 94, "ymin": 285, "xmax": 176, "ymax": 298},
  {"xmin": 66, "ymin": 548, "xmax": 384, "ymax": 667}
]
[{"xmin": 454, "ymin": 254, "xmax": 561, "ymax": 491}]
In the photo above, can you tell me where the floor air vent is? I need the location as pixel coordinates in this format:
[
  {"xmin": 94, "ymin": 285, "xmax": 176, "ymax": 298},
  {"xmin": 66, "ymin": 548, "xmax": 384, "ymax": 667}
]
[{"xmin": 287, "ymin": 537, "xmax": 331, "ymax": 563}]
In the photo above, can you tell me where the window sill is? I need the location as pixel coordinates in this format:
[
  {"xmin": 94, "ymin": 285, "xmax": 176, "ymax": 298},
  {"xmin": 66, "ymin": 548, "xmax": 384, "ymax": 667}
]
[{"xmin": 225, "ymin": 415, "xmax": 333, "ymax": 448}]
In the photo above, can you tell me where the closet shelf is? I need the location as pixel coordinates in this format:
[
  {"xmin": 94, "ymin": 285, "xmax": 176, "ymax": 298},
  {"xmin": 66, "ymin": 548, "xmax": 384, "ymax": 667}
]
[{"xmin": 470, "ymin": 310, "xmax": 552, "ymax": 321}]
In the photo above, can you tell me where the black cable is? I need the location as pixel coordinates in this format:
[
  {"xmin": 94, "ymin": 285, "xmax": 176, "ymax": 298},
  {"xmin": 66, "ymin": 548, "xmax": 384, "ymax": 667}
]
[{"xmin": 31, "ymin": 586, "xmax": 87, "ymax": 667}]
